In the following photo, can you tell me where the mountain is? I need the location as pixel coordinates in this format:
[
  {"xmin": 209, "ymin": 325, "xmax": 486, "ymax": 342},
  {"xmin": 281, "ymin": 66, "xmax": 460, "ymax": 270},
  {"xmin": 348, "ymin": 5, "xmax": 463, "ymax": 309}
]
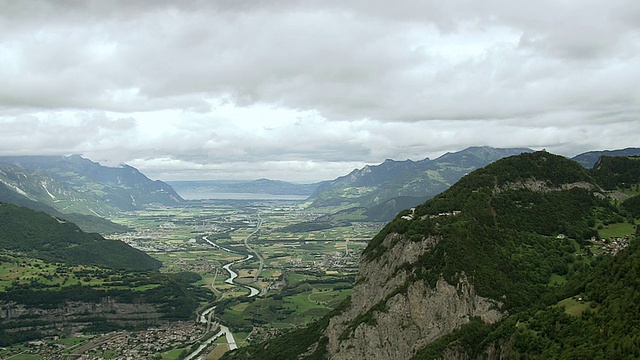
[
  {"xmin": 365, "ymin": 196, "xmax": 427, "ymax": 222},
  {"xmin": 224, "ymin": 151, "xmax": 640, "ymax": 359},
  {"xmin": 572, "ymin": 147, "xmax": 640, "ymax": 168},
  {"xmin": 590, "ymin": 155, "xmax": 640, "ymax": 190},
  {"xmin": 0, "ymin": 202, "xmax": 160, "ymax": 270},
  {"xmin": 0, "ymin": 155, "xmax": 183, "ymax": 216},
  {"xmin": 307, "ymin": 146, "xmax": 532, "ymax": 219},
  {"xmin": 169, "ymin": 179, "xmax": 322, "ymax": 199},
  {"xmin": 0, "ymin": 181, "xmax": 130, "ymax": 234}
]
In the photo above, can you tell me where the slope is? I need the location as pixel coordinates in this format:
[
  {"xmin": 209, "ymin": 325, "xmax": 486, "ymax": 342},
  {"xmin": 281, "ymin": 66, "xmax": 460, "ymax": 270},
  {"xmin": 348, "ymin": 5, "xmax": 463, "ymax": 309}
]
[
  {"xmin": 0, "ymin": 181, "xmax": 130, "ymax": 234},
  {"xmin": 0, "ymin": 203, "xmax": 160, "ymax": 271},
  {"xmin": 307, "ymin": 146, "xmax": 532, "ymax": 217},
  {"xmin": 0, "ymin": 155, "xmax": 183, "ymax": 216},
  {"xmin": 572, "ymin": 147, "xmax": 640, "ymax": 168},
  {"xmin": 223, "ymin": 151, "xmax": 637, "ymax": 360}
]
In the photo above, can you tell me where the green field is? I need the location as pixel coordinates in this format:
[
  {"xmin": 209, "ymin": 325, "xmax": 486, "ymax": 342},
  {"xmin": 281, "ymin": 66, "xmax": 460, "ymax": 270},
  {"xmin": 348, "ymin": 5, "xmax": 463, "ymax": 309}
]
[
  {"xmin": 598, "ymin": 222, "xmax": 635, "ymax": 239},
  {"xmin": 556, "ymin": 297, "xmax": 596, "ymax": 316},
  {"xmin": 0, "ymin": 199, "xmax": 376, "ymax": 355}
]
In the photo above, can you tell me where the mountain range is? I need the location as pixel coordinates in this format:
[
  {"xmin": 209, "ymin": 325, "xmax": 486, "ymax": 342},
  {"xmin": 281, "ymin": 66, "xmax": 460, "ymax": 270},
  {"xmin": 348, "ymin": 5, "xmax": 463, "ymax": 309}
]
[
  {"xmin": 0, "ymin": 155, "xmax": 183, "ymax": 232},
  {"xmin": 571, "ymin": 147, "xmax": 640, "ymax": 168},
  {"xmin": 223, "ymin": 151, "xmax": 640, "ymax": 359},
  {"xmin": 305, "ymin": 146, "xmax": 533, "ymax": 221}
]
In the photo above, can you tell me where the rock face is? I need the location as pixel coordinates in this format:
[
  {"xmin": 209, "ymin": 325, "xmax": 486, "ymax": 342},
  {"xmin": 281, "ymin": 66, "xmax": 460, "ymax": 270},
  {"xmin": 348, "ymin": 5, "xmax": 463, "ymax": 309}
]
[
  {"xmin": 0, "ymin": 298, "xmax": 163, "ymax": 336},
  {"xmin": 323, "ymin": 232, "xmax": 504, "ymax": 360}
]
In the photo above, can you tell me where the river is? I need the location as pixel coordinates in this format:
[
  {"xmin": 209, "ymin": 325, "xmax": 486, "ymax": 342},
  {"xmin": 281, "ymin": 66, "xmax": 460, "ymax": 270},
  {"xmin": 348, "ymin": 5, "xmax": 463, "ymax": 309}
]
[
  {"xmin": 187, "ymin": 217, "xmax": 263, "ymax": 358},
  {"xmin": 184, "ymin": 305, "xmax": 238, "ymax": 360},
  {"xmin": 203, "ymin": 221, "xmax": 263, "ymax": 298}
]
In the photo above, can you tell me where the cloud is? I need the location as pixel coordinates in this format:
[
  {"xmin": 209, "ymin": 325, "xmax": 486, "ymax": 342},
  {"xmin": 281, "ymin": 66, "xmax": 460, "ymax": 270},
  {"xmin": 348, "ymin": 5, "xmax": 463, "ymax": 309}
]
[{"xmin": 0, "ymin": 1, "xmax": 639, "ymax": 181}]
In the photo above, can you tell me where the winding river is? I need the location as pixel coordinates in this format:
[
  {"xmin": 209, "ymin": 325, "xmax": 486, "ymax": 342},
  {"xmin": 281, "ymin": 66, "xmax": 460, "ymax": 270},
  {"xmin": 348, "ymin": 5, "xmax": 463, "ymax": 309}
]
[
  {"xmin": 184, "ymin": 305, "xmax": 237, "ymax": 360},
  {"xmin": 203, "ymin": 237, "xmax": 261, "ymax": 298},
  {"xmin": 186, "ymin": 217, "xmax": 263, "ymax": 358}
]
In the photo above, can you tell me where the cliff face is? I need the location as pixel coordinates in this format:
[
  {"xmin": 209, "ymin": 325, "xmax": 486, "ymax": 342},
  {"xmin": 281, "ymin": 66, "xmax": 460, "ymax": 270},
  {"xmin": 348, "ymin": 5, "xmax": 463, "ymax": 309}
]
[
  {"xmin": 323, "ymin": 232, "xmax": 503, "ymax": 360},
  {"xmin": 0, "ymin": 298, "xmax": 163, "ymax": 336},
  {"xmin": 222, "ymin": 152, "xmax": 617, "ymax": 360}
]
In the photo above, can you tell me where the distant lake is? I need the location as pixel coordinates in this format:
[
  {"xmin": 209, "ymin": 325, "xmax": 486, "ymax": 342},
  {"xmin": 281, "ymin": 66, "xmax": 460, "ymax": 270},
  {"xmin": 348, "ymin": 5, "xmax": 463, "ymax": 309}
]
[{"xmin": 177, "ymin": 191, "xmax": 309, "ymax": 201}]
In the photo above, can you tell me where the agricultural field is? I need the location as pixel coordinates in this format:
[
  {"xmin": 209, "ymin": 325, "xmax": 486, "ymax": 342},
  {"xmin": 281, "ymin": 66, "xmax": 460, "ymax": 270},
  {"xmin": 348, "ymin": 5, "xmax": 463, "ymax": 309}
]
[{"xmin": 108, "ymin": 199, "xmax": 383, "ymax": 346}]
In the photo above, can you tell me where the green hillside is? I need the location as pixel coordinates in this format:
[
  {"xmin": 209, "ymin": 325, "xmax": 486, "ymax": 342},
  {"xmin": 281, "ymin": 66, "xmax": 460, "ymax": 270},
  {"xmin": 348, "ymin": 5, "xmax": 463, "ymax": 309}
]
[
  {"xmin": 572, "ymin": 147, "xmax": 640, "ymax": 168},
  {"xmin": 223, "ymin": 151, "xmax": 640, "ymax": 359},
  {"xmin": 590, "ymin": 155, "xmax": 640, "ymax": 190},
  {"xmin": 414, "ymin": 227, "xmax": 640, "ymax": 359},
  {"xmin": 0, "ymin": 181, "xmax": 131, "ymax": 234},
  {"xmin": 0, "ymin": 203, "xmax": 159, "ymax": 271},
  {"xmin": 364, "ymin": 152, "xmax": 599, "ymax": 310}
]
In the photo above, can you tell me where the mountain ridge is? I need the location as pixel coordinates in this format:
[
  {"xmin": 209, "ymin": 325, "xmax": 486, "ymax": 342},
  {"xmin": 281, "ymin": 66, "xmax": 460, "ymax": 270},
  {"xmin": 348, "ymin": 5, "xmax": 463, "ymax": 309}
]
[
  {"xmin": 0, "ymin": 155, "xmax": 183, "ymax": 216},
  {"xmin": 571, "ymin": 147, "xmax": 640, "ymax": 168},
  {"xmin": 0, "ymin": 202, "xmax": 160, "ymax": 270},
  {"xmin": 223, "ymin": 150, "xmax": 639, "ymax": 359},
  {"xmin": 307, "ymin": 146, "xmax": 533, "ymax": 220},
  {"xmin": 169, "ymin": 178, "xmax": 322, "ymax": 199}
]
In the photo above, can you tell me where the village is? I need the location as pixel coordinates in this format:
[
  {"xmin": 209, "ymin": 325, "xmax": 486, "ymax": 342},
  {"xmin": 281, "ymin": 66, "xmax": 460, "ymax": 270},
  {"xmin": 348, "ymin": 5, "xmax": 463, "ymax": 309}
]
[
  {"xmin": 588, "ymin": 235, "xmax": 631, "ymax": 256},
  {"xmin": 5, "ymin": 321, "xmax": 208, "ymax": 359}
]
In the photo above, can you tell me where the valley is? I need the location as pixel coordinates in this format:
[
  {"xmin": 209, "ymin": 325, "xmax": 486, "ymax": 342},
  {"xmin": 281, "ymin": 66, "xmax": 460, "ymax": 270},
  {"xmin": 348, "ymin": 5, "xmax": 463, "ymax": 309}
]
[
  {"xmin": 1, "ymin": 150, "xmax": 640, "ymax": 359},
  {"xmin": 111, "ymin": 199, "xmax": 382, "ymax": 358},
  {"xmin": 0, "ymin": 198, "xmax": 382, "ymax": 359}
]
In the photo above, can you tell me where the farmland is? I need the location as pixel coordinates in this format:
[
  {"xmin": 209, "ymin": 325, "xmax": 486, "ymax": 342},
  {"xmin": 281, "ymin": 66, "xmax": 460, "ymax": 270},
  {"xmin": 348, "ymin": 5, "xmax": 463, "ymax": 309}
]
[{"xmin": 109, "ymin": 199, "xmax": 383, "ymax": 346}]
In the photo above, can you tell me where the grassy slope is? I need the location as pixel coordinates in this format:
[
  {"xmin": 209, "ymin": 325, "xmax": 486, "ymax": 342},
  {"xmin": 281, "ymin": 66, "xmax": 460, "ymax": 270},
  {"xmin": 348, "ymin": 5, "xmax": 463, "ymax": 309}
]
[{"xmin": 0, "ymin": 203, "xmax": 159, "ymax": 271}]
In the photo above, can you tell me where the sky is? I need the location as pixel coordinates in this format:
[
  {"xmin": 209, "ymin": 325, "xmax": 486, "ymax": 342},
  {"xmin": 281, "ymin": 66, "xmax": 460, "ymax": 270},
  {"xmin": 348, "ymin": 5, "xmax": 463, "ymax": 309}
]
[{"xmin": 1, "ymin": 1, "xmax": 639, "ymax": 182}]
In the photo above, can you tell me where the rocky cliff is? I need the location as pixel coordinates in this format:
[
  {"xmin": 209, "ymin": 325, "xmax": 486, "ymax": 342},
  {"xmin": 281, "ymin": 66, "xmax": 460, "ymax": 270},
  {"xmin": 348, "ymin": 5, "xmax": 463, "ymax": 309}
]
[
  {"xmin": 0, "ymin": 298, "xmax": 163, "ymax": 337},
  {"xmin": 324, "ymin": 233, "xmax": 503, "ymax": 360},
  {"xmin": 224, "ymin": 151, "xmax": 637, "ymax": 360}
]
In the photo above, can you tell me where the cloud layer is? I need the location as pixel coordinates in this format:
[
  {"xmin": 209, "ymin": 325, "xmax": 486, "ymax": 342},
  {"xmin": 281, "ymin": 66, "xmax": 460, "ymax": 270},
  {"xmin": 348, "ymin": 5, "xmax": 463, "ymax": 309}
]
[{"xmin": 1, "ymin": 1, "xmax": 639, "ymax": 181}]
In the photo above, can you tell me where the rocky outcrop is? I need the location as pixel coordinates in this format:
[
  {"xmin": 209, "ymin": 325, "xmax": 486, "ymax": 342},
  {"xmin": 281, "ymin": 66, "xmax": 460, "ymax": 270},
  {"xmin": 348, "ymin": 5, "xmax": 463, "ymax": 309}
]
[
  {"xmin": 321, "ymin": 232, "xmax": 504, "ymax": 360},
  {"xmin": 496, "ymin": 179, "xmax": 595, "ymax": 194},
  {"xmin": 0, "ymin": 298, "xmax": 163, "ymax": 336}
]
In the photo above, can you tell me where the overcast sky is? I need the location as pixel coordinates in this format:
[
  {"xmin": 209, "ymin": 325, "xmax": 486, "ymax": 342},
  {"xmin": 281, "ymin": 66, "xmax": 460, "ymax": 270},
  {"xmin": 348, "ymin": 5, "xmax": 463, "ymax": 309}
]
[{"xmin": 1, "ymin": 1, "xmax": 639, "ymax": 182}]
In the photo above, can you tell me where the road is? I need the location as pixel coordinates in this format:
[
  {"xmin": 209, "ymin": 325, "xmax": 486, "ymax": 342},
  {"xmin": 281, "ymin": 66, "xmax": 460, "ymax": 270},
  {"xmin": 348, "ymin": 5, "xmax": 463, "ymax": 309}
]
[
  {"xmin": 243, "ymin": 215, "xmax": 265, "ymax": 284},
  {"xmin": 67, "ymin": 333, "xmax": 126, "ymax": 359}
]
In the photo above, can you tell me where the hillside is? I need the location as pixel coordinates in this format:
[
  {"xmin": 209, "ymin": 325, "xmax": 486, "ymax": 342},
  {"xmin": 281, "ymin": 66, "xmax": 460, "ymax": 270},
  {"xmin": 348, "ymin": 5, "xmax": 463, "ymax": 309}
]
[
  {"xmin": 0, "ymin": 155, "xmax": 183, "ymax": 216},
  {"xmin": 572, "ymin": 147, "xmax": 640, "ymax": 168},
  {"xmin": 0, "ymin": 203, "xmax": 159, "ymax": 271},
  {"xmin": 0, "ymin": 203, "xmax": 213, "ymax": 347},
  {"xmin": 223, "ymin": 151, "xmax": 640, "ymax": 359},
  {"xmin": 307, "ymin": 146, "xmax": 532, "ymax": 218},
  {"xmin": 590, "ymin": 155, "xmax": 640, "ymax": 190},
  {"xmin": 0, "ymin": 181, "xmax": 130, "ymax": 234}
]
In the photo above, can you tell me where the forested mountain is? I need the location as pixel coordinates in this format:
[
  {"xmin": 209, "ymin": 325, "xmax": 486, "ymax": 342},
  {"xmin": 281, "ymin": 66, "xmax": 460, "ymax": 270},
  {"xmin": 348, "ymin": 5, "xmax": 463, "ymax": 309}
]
[
  {"xmin": 590, "ymin": 155, "xmax": 640, "ymax": 190},
  {"xmin": 307, "ymin": 146, "xmax": 532, "ymax": 219},
  {"xmin": 0, "ymin": 203, "xmax": 159, "ymax": 270},
  {"xmin": 0, "ymin": 155, "xmax": 183, "ymax": 216},
  {"xmin": 224, "ymin": 151, "xmax": 640, "ymax": 359},
  {"xmin": 572, "ymin": 147, "xmax": 640, "ymax": 168}
]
